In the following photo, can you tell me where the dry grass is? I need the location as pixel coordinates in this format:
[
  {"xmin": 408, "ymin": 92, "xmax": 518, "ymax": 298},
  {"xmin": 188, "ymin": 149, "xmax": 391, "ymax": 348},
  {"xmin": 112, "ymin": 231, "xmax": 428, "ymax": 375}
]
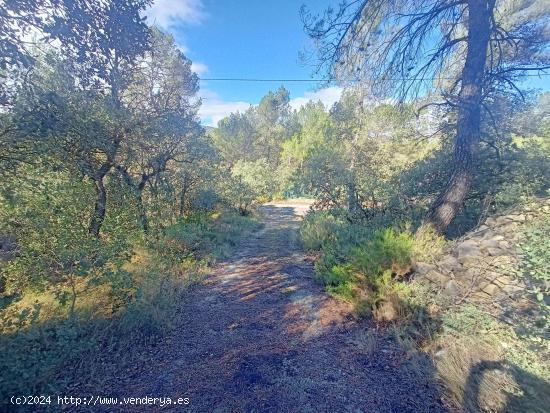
[{"xmin": 434, "ymin": 336, "xmax": 512, "ymax": 411}]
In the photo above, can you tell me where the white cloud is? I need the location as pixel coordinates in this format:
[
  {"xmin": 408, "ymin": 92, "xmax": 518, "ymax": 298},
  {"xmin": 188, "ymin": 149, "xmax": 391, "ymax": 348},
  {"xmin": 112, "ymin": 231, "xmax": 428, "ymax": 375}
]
[
  {"xmin": 199, "ymin": 89, "xmax": 251, "ymax": 127},
  {"xmin": 289, "ymin": 86, "xmax": 343, "ymax": 111},
  {"xmin": 191, "ymin": 61, "xmax": 208, "ymax": 75},
  {"xmin": 145, "ymin": 0, "xmax": 205, "ymax": 28}
]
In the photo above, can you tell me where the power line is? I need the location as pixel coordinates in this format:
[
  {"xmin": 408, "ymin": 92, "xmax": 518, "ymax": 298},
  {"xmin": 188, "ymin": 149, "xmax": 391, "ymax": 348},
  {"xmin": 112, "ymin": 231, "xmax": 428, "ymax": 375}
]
[{"xmin": 199, "ymin": 73, "xmax": 550, "ymax": 82}]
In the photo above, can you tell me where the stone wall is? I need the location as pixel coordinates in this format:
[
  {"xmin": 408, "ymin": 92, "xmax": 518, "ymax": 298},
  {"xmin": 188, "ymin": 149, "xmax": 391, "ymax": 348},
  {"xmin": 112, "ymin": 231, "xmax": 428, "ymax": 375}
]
[{"xmin": 414, "ymin": 198, "xmax": 550, "ymax": 310}]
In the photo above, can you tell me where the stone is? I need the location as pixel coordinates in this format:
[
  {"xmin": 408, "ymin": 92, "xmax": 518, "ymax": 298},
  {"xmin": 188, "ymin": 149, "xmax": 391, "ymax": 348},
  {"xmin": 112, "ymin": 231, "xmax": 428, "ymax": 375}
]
[
  {"xmin": 434, "ymin": 349, "xmax": 447, "ymax": 358},
  {"xmin": 481, "ymin": 283, "xmax": 499, "ymax": 296},
  {"xmin": 413, "ymin": 261, "xmax": 436, "ymax": 275},
  {"xmin": 472, "ymin": 291, "xmax": 491, "ymax": 301},
  {"xmin": 424, "ymin": 270, "xmax": 450, "ymax": 286},
  {"xmin": 471, "ymin": 225, "xmax": 490, "ymax": 235},
  {"xmin": 492, "ymin": 255, "xmax": 515, "ymax": 267},
  {"xmin": 438, "ymin": 255, "xmax": 462, "ymax": 274},
  {"xmin": 443, "ymin": 280, "xmax": 460, "ymax": 297},
  {"xmin": 481, "ymin": 233, "xmax": 505, "ymax": 242},
  {"xmin": 457, "ymin": 240, "xmax": 483, "ymax": 264},
  {"xmin": 498, "ymin": 241, "xmax": 511, "ymax": 250},
  {"xmin": 464, "ymin": 267, "xmax": 483, "ymax": 280},
  {"xmin": 496, "ymin": 215, "xmax": 515, "ymax": 225},
  {"xmin": 508, "ymin": 214, "xmax": 526, "ymax": 222},
  {"xmin": 493, "ymin": 276, "xmax": 516, "ymax": 287},
  {"xmin": 487, "ymin": 247, "xmax": 507, "ymax": 257},
  {"xmin": 503, "ymin": 284, "xmax": 523, "ymax": 294},
  {"xmin": 480, "ymin": 238, "xmax": 501, "ymax": 249}
]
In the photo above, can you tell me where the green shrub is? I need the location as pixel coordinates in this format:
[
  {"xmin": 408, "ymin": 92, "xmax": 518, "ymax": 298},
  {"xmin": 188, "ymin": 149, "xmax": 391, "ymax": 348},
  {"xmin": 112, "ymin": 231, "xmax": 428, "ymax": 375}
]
[
  {"xmin": 310, "ymin": 224, "xmax": 415, "ymax": 318},
  {"xmin": 519, "ymin": 213, "xmax": 550, "ymax": 302},
  {"xmin": 412, "ymin": 225, "xmax": 447, "ymax": 263},
  {"xmin": 299, "ymin": 211, "xmax": 347, "ymax": 251},
  {"xmin": 517, "ymin": 211, "xmax": 550, "ymax": 336},
  {"xmin": 0, "ymin": 209, "xmax": 260, "ymax": 401},
  {"xmin": 164, "ymin": 211, "xmax": 261, "ymax": 260},
  {"xmin": 351, "ymin": 228, "xmax": 414, "ymax": 278}
]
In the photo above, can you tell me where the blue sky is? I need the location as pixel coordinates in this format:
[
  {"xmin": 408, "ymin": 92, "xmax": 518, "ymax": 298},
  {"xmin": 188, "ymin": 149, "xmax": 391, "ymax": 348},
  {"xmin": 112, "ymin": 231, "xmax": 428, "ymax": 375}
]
[
  {"xmin": 144, "ymin": 0, "xmax": 342, "ymax": 126},
  {"xmin": 144, "ymin": 0, "xmax": 550, "ymax": 126}
]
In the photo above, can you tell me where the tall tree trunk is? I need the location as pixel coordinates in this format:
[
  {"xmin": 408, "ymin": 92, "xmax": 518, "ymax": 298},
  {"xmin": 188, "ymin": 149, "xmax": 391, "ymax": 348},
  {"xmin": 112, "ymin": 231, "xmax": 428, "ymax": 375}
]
[
  {"xmin": 347, "ymin": 181, "xmax": 358, "ymax": 215},
  {"xmin": 89, "ymin": 178, "xmax": 107, "ymax": 237},
  {"xmin": 426, "ymin": 0, "xmax": 495, "ymax": 233}
]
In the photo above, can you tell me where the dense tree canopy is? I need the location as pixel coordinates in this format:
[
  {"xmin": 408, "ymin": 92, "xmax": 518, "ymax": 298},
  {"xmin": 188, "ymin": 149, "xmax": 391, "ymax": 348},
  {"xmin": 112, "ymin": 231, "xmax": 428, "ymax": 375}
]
[{"xmin": 301, "ymin": 0, "xmax": 550, "ymax": 231}]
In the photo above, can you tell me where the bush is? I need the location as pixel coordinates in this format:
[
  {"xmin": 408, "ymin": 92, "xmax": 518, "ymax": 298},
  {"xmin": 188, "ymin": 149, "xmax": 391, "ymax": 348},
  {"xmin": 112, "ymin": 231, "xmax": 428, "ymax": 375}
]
[
  {"xmin": 309, "ymin": 224, "xmax": 415, "ymax": 319},
  {"xmin": 299, "ymin": 211, "xmax": 347, "ymax": 251},
  {"xmin": 351, "ymin": 228, "xmax": 414, "ymax": 277},
  {"xmin": 164, "ymin": 211, "xmax": 261, "ymax": 260},
  {"xmin": 519, "ymin": 213, "xmax": 550, "ymax": 303},
  {"xmin": 412, "ymin": 225, "xmax": 447, "ymax": 264},
  {"xmin": 0, "ymin": 204, "xmax": 261, "ymax": 401}
]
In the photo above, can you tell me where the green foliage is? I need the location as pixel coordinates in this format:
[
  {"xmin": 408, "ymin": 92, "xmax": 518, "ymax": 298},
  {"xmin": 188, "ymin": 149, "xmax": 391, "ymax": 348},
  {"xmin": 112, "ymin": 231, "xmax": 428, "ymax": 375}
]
[
  {"xmin": 308, "ymin": 222, "xmax": 415, "ymax": 316},
  {"xmin": 164, "ymin": 211, "xmax": 262, "ymax": 260},
  {"xmin": 0, "ymin": 208, "xmax": 259, "ymax": 399},
  {"xmin": 299, "ymin": 211, "xmax": 348, "ymax": 251},
  {"xmin": 217, "ymin": 175, "xmax": 257, "ymax": 215},
  {"xmin": 0, "ymin": 168, "xmax": 133, "ymax": 312},
  {"xmin": 351, "ymin": 228, "xmax": 414, "ymax": 278},
  {"xmin": 0, "ymin": 259, "xmax": 190, "ymax": 400},
  {"xmin": 520, "ymin": 214, "xmax": 550, "ymax": 299},
  {"xmin": 518, "ymin": 212, "xmax": 550, "ymax": 334},
  {"xmin": 232, "ymin": 158, "xmax": 276, "ymax": 200},
  {"xmin": 412, "ymin": 225, "xmax": 447, "ymax": 264}
]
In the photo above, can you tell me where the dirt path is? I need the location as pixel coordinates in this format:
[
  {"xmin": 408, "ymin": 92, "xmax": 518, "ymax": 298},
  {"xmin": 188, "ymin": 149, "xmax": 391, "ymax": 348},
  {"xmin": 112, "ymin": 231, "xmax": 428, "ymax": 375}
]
[{"xmin": 116, "ymin": 202, "xmax": 447, "ymax": 412}]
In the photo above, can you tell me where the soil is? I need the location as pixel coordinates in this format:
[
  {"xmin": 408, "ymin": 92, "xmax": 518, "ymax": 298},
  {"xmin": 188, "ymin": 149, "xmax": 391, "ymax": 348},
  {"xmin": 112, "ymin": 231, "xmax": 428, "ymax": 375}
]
[{"xmin": 111, "ymin": 202, "xmax": 447, "ymax": 412}]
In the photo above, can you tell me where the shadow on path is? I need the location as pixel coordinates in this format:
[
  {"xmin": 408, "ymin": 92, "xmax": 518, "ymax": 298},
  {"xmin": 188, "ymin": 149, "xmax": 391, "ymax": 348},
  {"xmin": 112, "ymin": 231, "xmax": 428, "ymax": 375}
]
[{"xmin": 113, "ymin": 203, "xmax": 447, "ymax": 413}]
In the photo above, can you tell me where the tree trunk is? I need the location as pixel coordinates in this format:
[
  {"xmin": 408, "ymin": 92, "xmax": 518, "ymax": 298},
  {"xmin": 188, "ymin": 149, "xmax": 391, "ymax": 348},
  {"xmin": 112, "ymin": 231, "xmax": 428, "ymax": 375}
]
[
  {"xmin": 89, "ymin": 178, "xmax": 107, "ymax": 237},
  {"xmin": 179, "ymin": 181, "xmax": 189, "ymax": 217},
  {"xmin": 347, "ymin": 181, "xmax": 358, "ymax": 215},
  {"xmin": 136, "ymin": 189, "xmax": 148, "ymax": 233},
  {"xmin": 426, "ymin": 0, "xmax": 495, "ymax": 233}
]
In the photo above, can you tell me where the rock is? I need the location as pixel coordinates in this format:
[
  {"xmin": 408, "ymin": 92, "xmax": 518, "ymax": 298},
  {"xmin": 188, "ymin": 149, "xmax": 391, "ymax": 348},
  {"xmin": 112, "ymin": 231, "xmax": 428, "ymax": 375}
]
[
  {"xmin": 500, "ymin": 223, "xmax": 519, "ymax": 233},
  {"xmin": 493, "ymin": 276, "xmax": 517, "ymax": 287},
  {"xmin": 498, "ymin": 241, "xmax": 511, "ymax": 250},
  {"xmin": 434, "ymin": 349, "xmax": 447, "ymax": 358},
  {"xmin": 424, "ymin": 270, "xmax": 450, "ymax": 286},
  {"xmin": 481, "ymin": 233, "xmax": 505, "ymax": 242},
  {"xmin": 492, "ymin": 255, "xmax": 515, "ymax": 268},
  {"xmin": 496, "ymin": 215, "xmax": 515, "ymax": 225},
  {"xmin": 471, "ymin": 224, "xmax": 490, "ymax": 235},
  {"xmin": 508, "ymin": 214, "xmax": 526, "ymax": 222},
  {"xmin": 480, "ymin": 238, "xmax": 502, "ymax": 249},
  {"xmin": 457, "ymin": 240, "xmax": 483, "ymax": 264},
  {"xmin": 487, "ymin": 248, "xmax": 507, "ymax": 257},
  {"xmin": 443, "ymin": 280, "xmax": 460, "ymax": 297},
  {"xmin": 413, "ymin": 261, "xmax": 436, "ymax": 275},
  {"xmin": 438, "ymin": 255, "xmax": 462, "ymax": 274},
  {"xmin": 481, "ymin": 283, "xmax": 499, "ymax": 296},
  {"xmin": 465, "ymin": 267, "xmax": 483, "ymax": 280},
  {"xmin": 503, "ymin": 284, "xmax": 523, "ymax": 294},
  {"xmin": 472, "ymin": 291, "xmax": 491, "ymax": 301}
]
